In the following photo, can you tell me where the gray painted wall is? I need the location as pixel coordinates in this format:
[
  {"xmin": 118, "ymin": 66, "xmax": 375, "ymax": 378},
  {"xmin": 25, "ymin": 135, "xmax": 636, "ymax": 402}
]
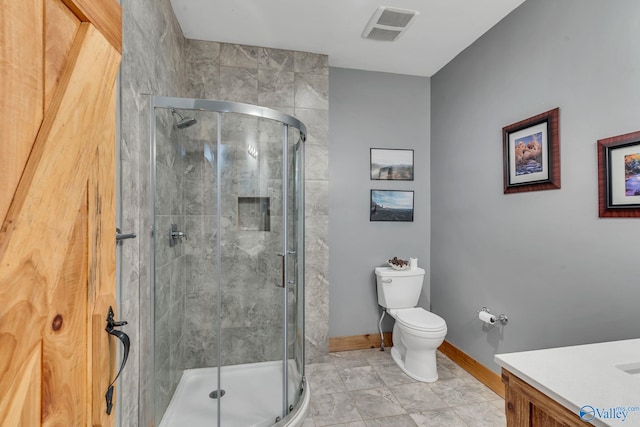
[
  {"xmin": 328, "ymin": 67, "xmax": 430, "ymax": 337},
  {"xmin": 431, "ymin": 0, "xmax": 640, "ymax": 374}
]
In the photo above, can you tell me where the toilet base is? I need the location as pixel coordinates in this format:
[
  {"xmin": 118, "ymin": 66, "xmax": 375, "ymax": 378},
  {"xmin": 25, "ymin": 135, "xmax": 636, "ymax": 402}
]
[{"xmin": 390, "ymin": 347, "xmax": 439, "ymax": 383}]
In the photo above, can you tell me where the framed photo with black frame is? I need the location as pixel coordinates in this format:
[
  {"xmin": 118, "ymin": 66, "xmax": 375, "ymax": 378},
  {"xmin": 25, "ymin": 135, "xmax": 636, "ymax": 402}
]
[
  {"xmin": 370, "ymin": 148, "xmax": 414, "ymax": 181},
  {"xmin": 370, "ymin": 189, "xmax": 414, "ymax": 222}
]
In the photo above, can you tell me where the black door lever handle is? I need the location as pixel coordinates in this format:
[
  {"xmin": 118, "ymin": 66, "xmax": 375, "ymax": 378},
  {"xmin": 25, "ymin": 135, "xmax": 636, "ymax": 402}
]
[{"xmin": 105, "ymin": 306, "xmax": 130, "ymax": 415}]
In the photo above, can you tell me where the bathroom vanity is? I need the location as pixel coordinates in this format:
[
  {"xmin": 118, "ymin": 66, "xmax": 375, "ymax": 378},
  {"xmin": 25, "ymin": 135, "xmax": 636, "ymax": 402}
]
[{"xmin": 495, "ymin": 339, "xmax": 640, "ymax": 427}]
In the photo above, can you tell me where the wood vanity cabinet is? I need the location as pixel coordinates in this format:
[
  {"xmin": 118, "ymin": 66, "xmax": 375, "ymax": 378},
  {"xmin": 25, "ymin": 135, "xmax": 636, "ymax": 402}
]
[{"xmin": 502, "ymin": 369, "xmax": 589, "ymax": 427}]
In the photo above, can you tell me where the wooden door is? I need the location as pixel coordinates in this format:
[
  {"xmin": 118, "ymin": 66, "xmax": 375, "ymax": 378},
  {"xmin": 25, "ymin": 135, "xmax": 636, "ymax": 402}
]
[{"xmin": 0, "ymin": 0, "xmax": 122, "ymax": 425}]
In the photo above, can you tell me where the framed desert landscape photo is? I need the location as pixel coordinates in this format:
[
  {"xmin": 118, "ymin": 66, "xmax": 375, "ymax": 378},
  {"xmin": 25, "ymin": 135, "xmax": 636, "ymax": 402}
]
[
  {"xmin": 502, "ymin": 108, "xmax": 560, "ymax": 194},
  {"xmin": 370, "ymin": 190, "xmax": 414, "ymax": 222},
  {"xmin": 370, "ymin": 148, "xmax": 414, "ymax": 180},
  {"xmin": 597, "ymin": 130, "xmax": 640, "ymax": 218}
]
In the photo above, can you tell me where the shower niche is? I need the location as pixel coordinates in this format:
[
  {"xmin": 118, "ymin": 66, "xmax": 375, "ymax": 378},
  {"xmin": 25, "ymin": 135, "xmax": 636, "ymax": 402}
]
[
  {"xmin": 238, "ymin": 197, "xmax": 271, "ymax": 231},
  {"xmin": 151, "ymin": 97, "xmax": 308, "ymax": 427}
]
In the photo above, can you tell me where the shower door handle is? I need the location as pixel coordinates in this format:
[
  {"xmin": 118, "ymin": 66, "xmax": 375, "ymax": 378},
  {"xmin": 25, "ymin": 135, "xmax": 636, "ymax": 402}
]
[
  {"xmin": 286, "ymin": 251, "xmax": 296, "ymax": 287},
  {"xmin": 277, "ymin": 253, "xmax": 285, "ymax": 288},
  {"xmin": 277, "ymin": 251, "xmax": 296, "ymax": 288}
]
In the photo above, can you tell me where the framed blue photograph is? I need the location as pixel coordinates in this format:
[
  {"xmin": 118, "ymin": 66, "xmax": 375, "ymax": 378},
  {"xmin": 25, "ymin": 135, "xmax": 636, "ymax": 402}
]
[{"xmin": 370, "ymin": 190, "xmax": 414, "ymax": 222}]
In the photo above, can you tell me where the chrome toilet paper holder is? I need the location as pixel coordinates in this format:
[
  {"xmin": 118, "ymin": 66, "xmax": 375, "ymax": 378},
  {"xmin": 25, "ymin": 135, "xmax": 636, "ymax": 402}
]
[{"xmin": 478, "ymin": 307, "xmax": 508, "ymax": 325}]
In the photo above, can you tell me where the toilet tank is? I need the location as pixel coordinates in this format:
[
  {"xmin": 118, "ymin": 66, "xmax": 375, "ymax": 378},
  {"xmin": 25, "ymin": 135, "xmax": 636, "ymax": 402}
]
[{"xmin": 375, "ymin": 267, "xmax": 425, "ymax": 309}]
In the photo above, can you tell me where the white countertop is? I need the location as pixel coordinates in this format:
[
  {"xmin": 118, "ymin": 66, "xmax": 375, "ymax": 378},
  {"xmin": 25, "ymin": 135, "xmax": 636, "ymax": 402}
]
[{"xmin": 495, "ymin": 339, "xmax": 640, "ymax": 427}]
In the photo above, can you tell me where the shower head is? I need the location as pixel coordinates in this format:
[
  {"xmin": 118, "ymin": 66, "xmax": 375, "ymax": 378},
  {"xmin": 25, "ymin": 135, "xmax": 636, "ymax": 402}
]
[{"xmin": 170, "ymin": 109, "xmax": 197, "ymax": 129}]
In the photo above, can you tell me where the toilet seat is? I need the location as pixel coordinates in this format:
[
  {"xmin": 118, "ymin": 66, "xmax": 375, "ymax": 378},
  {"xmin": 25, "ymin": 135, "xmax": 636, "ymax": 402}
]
[{"xmin": 392, "ymin": 308, "xmax": 446, "ymax": 333}]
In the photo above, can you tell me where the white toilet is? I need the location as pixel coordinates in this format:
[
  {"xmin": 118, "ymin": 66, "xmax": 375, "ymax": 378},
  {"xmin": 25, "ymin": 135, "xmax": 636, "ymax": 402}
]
[{"xmin": 375, "ymin": 266, "xmax": 447, "ymax": 382}]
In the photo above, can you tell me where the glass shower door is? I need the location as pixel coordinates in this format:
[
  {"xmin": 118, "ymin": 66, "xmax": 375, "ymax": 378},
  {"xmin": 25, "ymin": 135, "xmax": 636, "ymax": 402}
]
[
  {"xmin": 152, "ymin": 96, "xmax": 307, "ymax": 427},
  {"xmin": 218, "ymin": 112, "xmax": 286, "ymax": 425},
  {"xmin": 284, "ymin": 126, "xmax": 305, "ymax": 414}
]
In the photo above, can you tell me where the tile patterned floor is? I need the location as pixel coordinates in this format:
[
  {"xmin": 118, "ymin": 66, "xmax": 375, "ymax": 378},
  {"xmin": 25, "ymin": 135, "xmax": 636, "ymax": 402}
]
[{"xmin": 303, "ymin": 349, "xmax": 506, "ymax": 427}]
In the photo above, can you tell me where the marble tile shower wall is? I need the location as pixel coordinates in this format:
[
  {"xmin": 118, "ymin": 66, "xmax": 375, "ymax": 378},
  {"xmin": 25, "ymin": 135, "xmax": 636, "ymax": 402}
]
[
  {"xmin": 184, "ymin": 40, "xmax": 330, "ymax": 364},
  {"xmin": 153, "ymin": 108, "xmax": 187, "ymax": 420},
  {"xmin": 120, "ymin": 0, "xmax": 187, "ymax": 426},
  {"xmin": 120, "ymin": 0, "xmax": 330, "ymax": 424}
]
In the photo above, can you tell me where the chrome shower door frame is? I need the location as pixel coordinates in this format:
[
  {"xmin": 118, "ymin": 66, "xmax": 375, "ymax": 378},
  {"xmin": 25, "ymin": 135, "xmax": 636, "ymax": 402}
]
[{"xmin": 150, "ymin": 96, "xmax": 306, "ymax": 426}]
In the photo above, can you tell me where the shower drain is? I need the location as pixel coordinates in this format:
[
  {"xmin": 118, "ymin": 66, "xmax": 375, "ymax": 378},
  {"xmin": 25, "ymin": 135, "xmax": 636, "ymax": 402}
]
[{"xmin": 209, "ymin": 389, "xmax": 226, "ymax": 399}]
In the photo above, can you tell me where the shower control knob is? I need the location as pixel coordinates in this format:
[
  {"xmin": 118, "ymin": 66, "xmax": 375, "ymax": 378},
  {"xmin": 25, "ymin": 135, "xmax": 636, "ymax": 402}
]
[
  {"xmin": 169, "ymin": 223, "xmax": 187, "ymax": 247},
  {"xmin": 172, "ymin": 231, "xmax": 187, "ymax": 239}
]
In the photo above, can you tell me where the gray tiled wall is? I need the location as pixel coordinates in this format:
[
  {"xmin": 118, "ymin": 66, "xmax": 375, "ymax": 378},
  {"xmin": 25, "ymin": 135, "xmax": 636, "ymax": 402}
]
[
  {"xmin": 120, "ymin": 0, "xmax": 187, "ymax": 425},
  {"xmin": 184, "ymin": 39, "xmax": 330, "ymax": 366},
  {"xmin": 153, "ymin": 108, "xmax": 187, "ymax": 420},
  {"xmin": 119, "ymin": 1, "xmax": 329, "ymax": 425}
]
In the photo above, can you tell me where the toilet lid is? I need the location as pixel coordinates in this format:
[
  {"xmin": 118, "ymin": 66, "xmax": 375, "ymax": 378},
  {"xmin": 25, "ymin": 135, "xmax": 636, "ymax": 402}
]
[{"xmin": 395, "ymin": 308, "xmax": 447, "ymax": 332}]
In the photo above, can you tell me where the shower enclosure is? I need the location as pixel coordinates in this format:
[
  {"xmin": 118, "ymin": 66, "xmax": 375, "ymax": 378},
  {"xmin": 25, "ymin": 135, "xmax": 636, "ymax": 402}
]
[{"xmin": 150, "ymin": 96, "xmax": 308, "ymax": 426}]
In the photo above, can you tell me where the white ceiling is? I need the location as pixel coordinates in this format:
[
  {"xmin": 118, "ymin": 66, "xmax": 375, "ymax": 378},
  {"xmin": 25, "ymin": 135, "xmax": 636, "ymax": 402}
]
[{"xmin": 170, "ymin": 0, "xmax": 526, "ymax": 77}]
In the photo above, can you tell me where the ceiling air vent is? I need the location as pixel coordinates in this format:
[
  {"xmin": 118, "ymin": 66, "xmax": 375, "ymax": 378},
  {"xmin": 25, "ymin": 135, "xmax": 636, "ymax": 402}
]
[{"xmin": 362, "ymin": 6, "xmax": 419, "ymax": 42}]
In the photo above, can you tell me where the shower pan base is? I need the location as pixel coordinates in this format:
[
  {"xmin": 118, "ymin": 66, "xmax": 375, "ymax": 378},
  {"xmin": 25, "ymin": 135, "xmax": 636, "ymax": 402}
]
[{"xmin": 159, "ymin": 360, "xmax": 309, "ymax": 427}]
